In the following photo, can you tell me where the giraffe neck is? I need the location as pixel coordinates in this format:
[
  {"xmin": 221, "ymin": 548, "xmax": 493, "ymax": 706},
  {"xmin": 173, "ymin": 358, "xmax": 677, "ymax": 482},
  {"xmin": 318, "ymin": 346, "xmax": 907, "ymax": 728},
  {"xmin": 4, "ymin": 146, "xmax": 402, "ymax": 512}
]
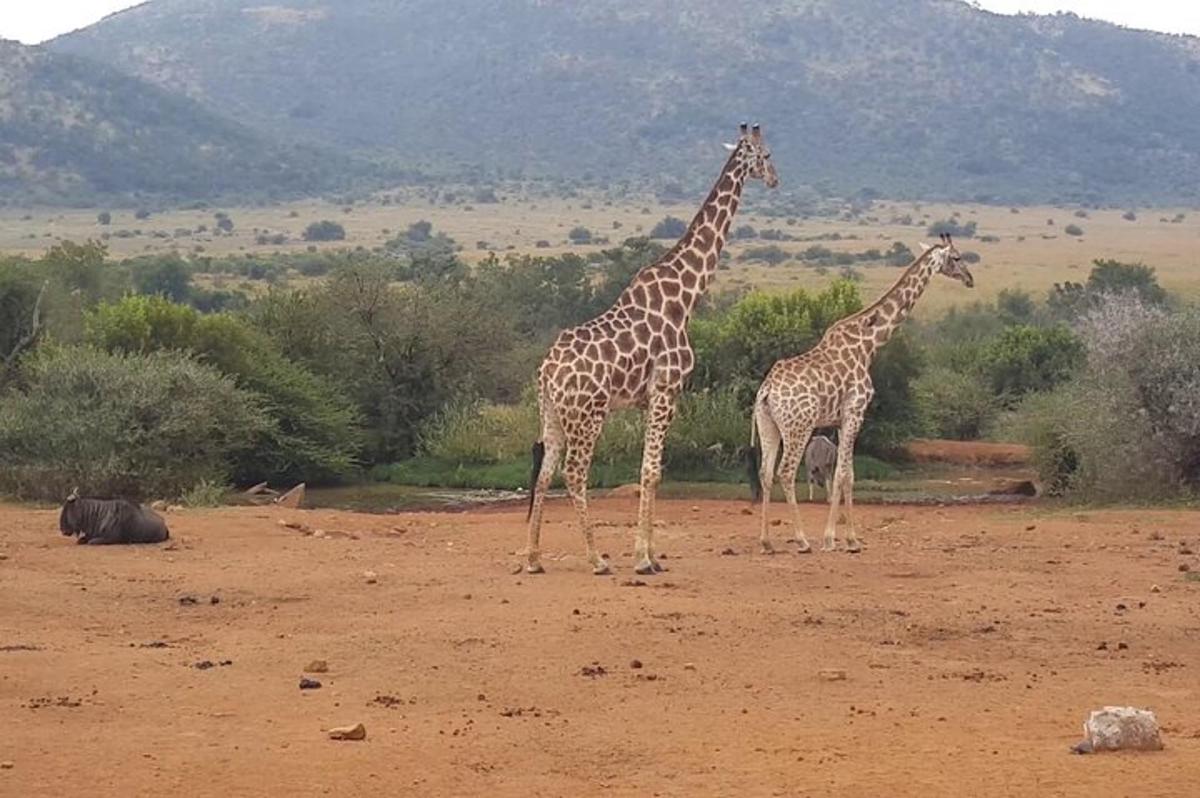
[
  {"xmin": 618, "ymin": 151, "xmax": 748, "ymax": 318},
  {"xmin": 855, "ymin": 248, "xmax": 939, "ymax": 356}
]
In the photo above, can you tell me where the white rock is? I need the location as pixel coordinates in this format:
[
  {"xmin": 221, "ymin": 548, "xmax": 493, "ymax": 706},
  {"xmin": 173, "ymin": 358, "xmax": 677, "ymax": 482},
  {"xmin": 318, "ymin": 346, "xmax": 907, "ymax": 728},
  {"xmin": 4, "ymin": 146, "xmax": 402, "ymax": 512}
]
[
  {"xmin": 328, "ymin": 722, "xmax": 366, "ymax": 741},
  {"xmin": 1076, "ymin": 706, "xmax": 1163, "ymax": 753}
]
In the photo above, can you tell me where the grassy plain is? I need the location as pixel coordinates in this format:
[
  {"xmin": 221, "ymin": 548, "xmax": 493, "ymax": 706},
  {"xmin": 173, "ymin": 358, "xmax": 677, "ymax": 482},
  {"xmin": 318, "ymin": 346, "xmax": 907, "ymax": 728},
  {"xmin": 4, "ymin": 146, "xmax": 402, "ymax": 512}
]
[{"xmin": 1, "ymin": 193, "xmax": 1196, "ymax": 316}]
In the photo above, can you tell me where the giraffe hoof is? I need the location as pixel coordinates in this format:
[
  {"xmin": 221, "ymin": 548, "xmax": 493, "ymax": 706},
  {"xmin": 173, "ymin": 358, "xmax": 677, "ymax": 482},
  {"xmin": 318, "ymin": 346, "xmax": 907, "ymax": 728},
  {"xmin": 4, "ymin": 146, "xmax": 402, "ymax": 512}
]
[
  {"xmin": 649, "ymin": 558, "xmax": 666, "ymax": 573},
  {"xmin": 846, "ymin": 542, "xmax": 863, "ymax": 554},
  {"xmin": 633, "ymin": 561, "xmax": 655, "ymax": 576},
  {"xmin": 760, "ymin": 541, "xmax": 775, "ymax": 555},
  {"xmin": 795, "ymin": 541, "xmax": 812, "ymax": 554},
  {"xmin": 821, "ymin": 542, "xmax": 837, "ymax": 553},
  {"xmin": 592, "ymin": 563, "xmax": 612, "ymax": 576},
  {"xmin": 525, "ymin": 563, "xmax": 545, "ymax": 574}
]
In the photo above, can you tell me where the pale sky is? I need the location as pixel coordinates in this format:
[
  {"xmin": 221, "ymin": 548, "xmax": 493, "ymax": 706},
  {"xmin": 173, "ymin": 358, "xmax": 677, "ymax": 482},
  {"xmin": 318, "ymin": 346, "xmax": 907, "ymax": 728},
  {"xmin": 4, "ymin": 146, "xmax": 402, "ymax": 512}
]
[{"xmin": 1, "ymin": 0, "xmax": 1198, "ymax": 44}]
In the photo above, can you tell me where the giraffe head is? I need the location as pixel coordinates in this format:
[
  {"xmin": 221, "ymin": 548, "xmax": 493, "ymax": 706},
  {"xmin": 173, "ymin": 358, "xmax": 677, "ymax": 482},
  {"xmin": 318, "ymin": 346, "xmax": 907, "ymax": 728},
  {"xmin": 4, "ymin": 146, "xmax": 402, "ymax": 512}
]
[
  {"xmin": 724, "ymin": 123, "xmax": 779, "ymax": 188},
  {"xmin": 927, "ymin": 233, "xmax": 974, "ymax": 288}
]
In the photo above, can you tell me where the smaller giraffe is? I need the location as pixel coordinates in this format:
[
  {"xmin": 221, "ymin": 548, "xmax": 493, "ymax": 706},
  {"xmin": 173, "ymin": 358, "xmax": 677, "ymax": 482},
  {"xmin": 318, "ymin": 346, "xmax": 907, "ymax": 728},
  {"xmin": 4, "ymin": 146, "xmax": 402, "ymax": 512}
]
[{"xmin": 750, "ymin": 234, "xmax": 974, "ymax": 554}]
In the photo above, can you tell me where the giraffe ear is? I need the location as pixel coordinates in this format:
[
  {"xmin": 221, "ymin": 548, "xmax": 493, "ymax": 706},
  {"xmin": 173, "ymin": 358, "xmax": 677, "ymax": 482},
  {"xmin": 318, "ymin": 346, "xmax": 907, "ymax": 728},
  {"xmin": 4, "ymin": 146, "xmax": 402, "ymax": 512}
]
[
  {"xmin": 722, "ymin": 142, "xmax": 737, "ymax": 152},
  {"xmin": 918, "ymin": 241, "xmax": 932, "ymax": 253}
]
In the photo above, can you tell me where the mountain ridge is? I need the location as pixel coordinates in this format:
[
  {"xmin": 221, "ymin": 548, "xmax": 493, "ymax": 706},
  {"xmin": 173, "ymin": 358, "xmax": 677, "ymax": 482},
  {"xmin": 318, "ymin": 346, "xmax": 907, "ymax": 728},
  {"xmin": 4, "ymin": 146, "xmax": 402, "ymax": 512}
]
[{"xmin": 39, "ymin": 0, "xmax": 1200, "ymax": 204}]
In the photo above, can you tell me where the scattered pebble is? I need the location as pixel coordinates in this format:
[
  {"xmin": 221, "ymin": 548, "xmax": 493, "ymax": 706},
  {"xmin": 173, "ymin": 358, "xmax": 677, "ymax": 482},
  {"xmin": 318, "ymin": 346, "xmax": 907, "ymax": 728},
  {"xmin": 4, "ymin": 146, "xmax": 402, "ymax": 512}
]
[
  {"xmin": 363, "ymin": 570, "xmax": 378, "ymax": 584},
  {"xmin": 740, "ymin": 508, "xmax": 753, "ymax": 516},
  {"xmin": 819, "ymin": 669, "xmax": 848, "ymax": 682},
  {"xmin": 720, "ymin": 548, "xmax": 737, "ymax": 556},
  {"xmin": 0, "ymin": 761, "xmax": 13, "ymax": 769},
  {"xmin": 1118, "ymin": 642, "xmax": 1129, "ymax": 650},
  {"xmin": 509, "ymin": 563, "xmax": 523, "ymax": 575},
  {"xmin": 580, "ymin": 663, "xmax": 607, "ymax": 678},
  {"xmin": 210, "ymin": 596, "xmax": 220, "ymax": 605},
  {"xmin": 178, "ymin": 596, "xmax": 199, "ymax": 606},
  {"xmin": 1025, "ymin": 524, "xmax": 1036, "ymax": 531},
  {"xmin": 683, "ymin": 662, "xmax": 697, "ymax": 671},
  {"xmin": 193, "ymin": 659, "xmax": 233, "ymax": 670},
  {"xmin": 299, "ymin": 678, "xmax": 322, "ymax": 690},
  {"xmin": 1097, "ymin": 642, "xmax": 1108, "ymax": 651},
  {"xmin": 305, "ymin": 660, "xmax": 329, "ymax": 674},
  {"xmin": 630, "ymin": 659, "xmax": 643, "ymax": 670},
  {"xmin": 1179, "ymin": 563, "xmax": 1191, "ymax": 573},
  {"xmin": 327, "ymin": 723, "xmax": 366, "ymax": 741},
  {"xmin": 1151, "ymin": 584, "xmax": 1162, "ymax": 593}
]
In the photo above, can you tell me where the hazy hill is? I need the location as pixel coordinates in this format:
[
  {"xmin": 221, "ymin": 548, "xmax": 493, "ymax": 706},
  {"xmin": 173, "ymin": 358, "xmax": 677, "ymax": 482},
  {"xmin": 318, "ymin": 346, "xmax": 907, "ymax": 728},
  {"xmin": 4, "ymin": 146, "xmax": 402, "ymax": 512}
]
[
  {"xmin": 47, "ymin": 0, "xmax": 1200, "ymax": 204},
  {"xmin": 0, "ymin": 38, "xmax": 355, "ymax": 205}
]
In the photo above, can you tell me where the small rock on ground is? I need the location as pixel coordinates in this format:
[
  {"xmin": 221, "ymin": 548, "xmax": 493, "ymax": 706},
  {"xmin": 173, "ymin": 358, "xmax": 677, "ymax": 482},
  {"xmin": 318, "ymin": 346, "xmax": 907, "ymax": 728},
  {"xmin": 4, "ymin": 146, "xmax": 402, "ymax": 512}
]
[
  {"xmin": 328, "ymin": 723, "xmax": 367, "ymax": 741},
  {"xmin": 819, "ymin": 668, "xmax": 848, "ymax": 682},
  {"xmin": 305, "ymin": 660, "xmax": 329, "ymax": 673},
  {"xmin": 299, "ymin": 678, "xmax": 322, "ymax": 690},
  {"xmin": 1075, "ymin": 706, "xmax": 1163, "ymax": 753}
]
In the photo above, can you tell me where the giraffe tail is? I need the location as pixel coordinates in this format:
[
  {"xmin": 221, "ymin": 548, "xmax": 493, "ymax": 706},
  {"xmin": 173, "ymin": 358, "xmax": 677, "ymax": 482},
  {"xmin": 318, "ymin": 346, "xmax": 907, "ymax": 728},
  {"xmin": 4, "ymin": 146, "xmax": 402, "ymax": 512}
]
[
  {"xmin": 526, "ymin": 441, "xmax": 546, "ymax": 522},
  {"xmin": 747, "ymin": 410, "xmax": 762, "ymax": 503}
]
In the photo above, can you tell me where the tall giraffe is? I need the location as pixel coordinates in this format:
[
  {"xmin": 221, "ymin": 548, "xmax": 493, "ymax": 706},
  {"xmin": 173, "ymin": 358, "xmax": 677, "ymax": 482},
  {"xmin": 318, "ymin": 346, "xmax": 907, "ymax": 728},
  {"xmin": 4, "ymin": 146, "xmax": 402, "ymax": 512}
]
[
  {"xmin": 525, "ymin": 123, "xmax": 779, "ymax": 576},
  {"xmin": 751, "ymin": 234, "xmax": 974, "ymax": 554}
]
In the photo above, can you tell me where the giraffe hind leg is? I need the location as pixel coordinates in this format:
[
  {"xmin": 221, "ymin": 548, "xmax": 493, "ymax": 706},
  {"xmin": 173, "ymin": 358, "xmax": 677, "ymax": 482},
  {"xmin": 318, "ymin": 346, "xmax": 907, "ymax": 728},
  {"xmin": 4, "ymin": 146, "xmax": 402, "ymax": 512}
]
[
  {"xmin": 525, "ymin": 417, "xmax": 565, "ymax": 573},
  {"xmin": 562, "ymin": 416, "xmax": 609, "ymax": 575},
  {"xmin": 635, "ymin": 391, "xmax": 676, "ymax": 575},
  {"xmin": 755, "ymin": 400, "xmax": 782, "ymax": 554}
]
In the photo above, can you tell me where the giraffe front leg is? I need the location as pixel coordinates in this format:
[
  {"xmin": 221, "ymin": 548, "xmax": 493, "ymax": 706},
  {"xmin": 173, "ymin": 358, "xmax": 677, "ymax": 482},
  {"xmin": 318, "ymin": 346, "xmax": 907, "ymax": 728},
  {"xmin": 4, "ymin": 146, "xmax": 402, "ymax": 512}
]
[{"xmin": 635, "ymin": 391, "xmax": 675, "ymax": 575}]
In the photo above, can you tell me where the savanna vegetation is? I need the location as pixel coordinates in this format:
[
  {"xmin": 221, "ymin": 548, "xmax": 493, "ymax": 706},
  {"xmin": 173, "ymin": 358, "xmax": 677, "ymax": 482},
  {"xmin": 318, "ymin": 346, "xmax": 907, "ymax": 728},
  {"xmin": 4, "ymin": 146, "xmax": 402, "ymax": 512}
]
[{"xmin": 0, "ymin": 231, "xmax": 1194, "ymax": 505}]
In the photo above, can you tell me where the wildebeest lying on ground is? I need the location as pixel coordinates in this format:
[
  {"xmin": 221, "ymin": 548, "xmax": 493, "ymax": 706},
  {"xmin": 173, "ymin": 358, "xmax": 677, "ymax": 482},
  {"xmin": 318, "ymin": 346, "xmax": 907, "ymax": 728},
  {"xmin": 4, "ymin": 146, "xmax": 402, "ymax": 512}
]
[{"xmin": 59, "ymin": 490, "xmax": 170, "ymax": 545}]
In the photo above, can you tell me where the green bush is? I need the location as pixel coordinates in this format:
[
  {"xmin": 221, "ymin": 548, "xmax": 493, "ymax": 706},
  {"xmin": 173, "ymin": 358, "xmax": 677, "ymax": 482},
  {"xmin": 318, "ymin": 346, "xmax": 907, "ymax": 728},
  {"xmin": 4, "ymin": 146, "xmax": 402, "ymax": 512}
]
[
  {"xmin": 86, "ymin": 295, "xmax": 362, "ymax": 484},
  {"xmin": 978, "ymin": 324, "xmax": 1084, "ymax": 404},
  {"xmin": 649, "ymin": 216, "xmax": 687, "ymax": 239},
  {"xmin": 1004, "ymin": 300, "xmax": 1200, "ymax": 501},
  {"xmin": 0, "ymin": 345, "xmax": 270, "ymax": 501},
  {"xmin": 914, "ymin": 366, "xmax": 997, "ymax": 440},
  {"xmin": 303, "ymin": 220, "xmax": 347, "ymax": 242}
]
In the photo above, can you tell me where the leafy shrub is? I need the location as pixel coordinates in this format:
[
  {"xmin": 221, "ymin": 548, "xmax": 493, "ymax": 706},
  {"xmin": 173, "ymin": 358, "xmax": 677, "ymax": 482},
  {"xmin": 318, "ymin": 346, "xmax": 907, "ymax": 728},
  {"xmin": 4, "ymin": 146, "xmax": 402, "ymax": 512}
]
[
  {"xmin": 1006, "ymin": 297, "xmax": 1199, "ymax": 500},
  {"xmin": 1064, "ymin": 223, "xmax": 1084, "ymax": 236},
  {"xmin": 97, "ymin": 212, "xmax": 111, "ymax": 226},
  {"xmin": 978, "ymin": 324, "xmax": 1084, "ymax": 404},
  {"xmin": 738, "ymin": 245, "xmax": 790, "ymax": 265},
  {"xmin": 567, "ymin": 226, "xmax": 592, "ymax": 244},
  {"xmin": 303, "ymin": 220, "xmax": 347, "ymax": 242},
  {"xmin": 86, "ymin": 295, "xmax": 362, "ymax": 484},
  {"xmin": 649, "ymin": 216, "xmax": 688, "ymax": 239},
  {"xmin": 0, "ymin": 345, "xmax": 270, "ymax": 501},
  {"xmin": 732, "ymin": 225, "xmax": 757, "ymax": 240},
  {"xmin": 913, "ymin": 366, "xmax": 997, "ymax": 440},
  {"xmin": 926, "ymin": 219, "xmax": 977, "ymax": 238}
]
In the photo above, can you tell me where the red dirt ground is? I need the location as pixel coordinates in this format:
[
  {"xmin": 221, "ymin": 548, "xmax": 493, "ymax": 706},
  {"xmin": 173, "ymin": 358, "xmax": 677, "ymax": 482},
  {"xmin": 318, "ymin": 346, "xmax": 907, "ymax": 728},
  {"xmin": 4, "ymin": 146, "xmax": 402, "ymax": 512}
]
[
  {"xmin": 905, "ymin": 439, "xmax": 1033, "ymax": 467},
  {"xmin": 2, "ymin": 498, "xmax": 1199, "ymax": 797}
]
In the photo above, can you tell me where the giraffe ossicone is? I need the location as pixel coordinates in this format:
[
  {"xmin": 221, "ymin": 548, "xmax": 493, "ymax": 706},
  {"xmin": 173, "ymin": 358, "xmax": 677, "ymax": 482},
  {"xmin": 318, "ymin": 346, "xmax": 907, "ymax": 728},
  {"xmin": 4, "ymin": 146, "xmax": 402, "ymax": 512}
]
[
  {"xmin": 524, "ymin": 124, "xmax": 779, "ymax": 575},
  {"xmin": 750, "ymin": 236, "xmax": 974, "ymax": 555}
]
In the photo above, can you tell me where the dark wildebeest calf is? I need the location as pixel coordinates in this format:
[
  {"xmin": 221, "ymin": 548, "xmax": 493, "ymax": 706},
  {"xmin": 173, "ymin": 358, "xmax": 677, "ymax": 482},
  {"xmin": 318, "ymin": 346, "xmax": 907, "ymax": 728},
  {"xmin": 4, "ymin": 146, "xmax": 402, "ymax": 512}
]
[{"xmin": 59, "ymin": 490, "xmax": 170, "ymax": 545}]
